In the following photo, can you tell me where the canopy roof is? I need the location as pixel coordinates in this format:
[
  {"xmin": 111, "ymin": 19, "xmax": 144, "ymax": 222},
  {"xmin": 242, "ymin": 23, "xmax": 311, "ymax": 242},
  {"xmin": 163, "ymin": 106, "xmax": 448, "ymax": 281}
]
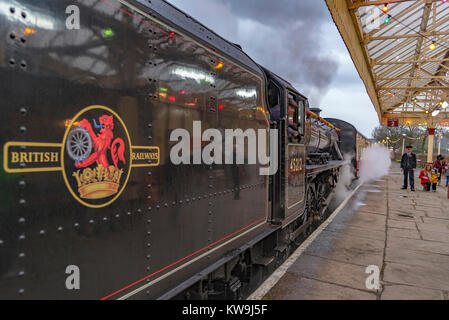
[{"xmin": 326, "ymin": 0, "xmax": 449, "ymax": 127}]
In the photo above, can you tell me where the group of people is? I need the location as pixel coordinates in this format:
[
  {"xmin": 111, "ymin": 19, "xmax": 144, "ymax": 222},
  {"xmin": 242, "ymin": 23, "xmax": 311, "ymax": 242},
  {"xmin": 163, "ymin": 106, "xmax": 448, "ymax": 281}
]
[{"xmin": 401, "ymin": 145, "xmax": 448, "ymax": 192}]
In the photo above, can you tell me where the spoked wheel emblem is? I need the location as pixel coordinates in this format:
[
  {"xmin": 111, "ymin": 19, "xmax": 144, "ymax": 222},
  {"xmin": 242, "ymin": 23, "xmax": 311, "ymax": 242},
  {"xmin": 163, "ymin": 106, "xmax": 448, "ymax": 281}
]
[{"xmin": 66, "ymin": 127, "xmax": 92, "ymax": 161}]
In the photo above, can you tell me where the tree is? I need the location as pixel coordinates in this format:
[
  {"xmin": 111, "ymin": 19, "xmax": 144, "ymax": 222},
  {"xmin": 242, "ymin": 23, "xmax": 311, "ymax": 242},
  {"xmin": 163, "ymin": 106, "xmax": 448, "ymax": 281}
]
[{"xmin": 372, "ymin": 125, "xmax": 428, "ymax": 153}]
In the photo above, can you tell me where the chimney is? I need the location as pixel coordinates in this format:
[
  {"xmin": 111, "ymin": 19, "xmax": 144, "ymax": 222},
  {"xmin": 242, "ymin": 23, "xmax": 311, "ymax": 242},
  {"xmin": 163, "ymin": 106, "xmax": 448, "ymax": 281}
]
[{"xmin": 309, "ymin": 107, "xmax": 322, "ymax": 116}]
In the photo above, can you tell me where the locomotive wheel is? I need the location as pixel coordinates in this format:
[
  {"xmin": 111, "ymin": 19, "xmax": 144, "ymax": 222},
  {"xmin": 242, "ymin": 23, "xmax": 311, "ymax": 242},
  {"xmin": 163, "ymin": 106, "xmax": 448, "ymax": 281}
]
[
  {"xmin": 316, "ymin": 182, "xmax": 326, "ymax": 207},
  {"xmin": 306, "ymin": 186, "xmax": 316, "ymax": 218}
]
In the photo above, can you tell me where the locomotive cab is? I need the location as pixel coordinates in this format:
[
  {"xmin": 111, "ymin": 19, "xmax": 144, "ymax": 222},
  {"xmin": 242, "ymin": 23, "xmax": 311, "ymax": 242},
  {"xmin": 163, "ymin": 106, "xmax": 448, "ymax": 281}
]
[{"xmin": 262, "ymin": 68, "xmax": 307, "ymax": 225}]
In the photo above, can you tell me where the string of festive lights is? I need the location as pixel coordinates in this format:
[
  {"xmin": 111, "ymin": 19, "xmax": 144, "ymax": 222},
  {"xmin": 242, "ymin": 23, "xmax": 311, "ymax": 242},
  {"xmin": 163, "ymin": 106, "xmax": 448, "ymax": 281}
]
[
  {"xmin": 380, "ymin": 2, "xmax": 449, "ymax": 117},
  {"xmin": 382, "ymin": 1, "xmax": 449, "ymax": 51},
  {"xmin": 380, "ymin": 135, "xmax": 425, "ymax": 145}
]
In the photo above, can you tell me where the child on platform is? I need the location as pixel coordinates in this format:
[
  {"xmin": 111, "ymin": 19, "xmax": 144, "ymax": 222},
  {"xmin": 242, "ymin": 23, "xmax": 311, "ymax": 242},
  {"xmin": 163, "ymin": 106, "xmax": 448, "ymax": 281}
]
[
  {"xmin": 430, "ymin": 168, "xmax": 440, "ymax": 192},
  {"xmin": 419, "ymin": 164, "xmax": 432, "ymax": 191}
]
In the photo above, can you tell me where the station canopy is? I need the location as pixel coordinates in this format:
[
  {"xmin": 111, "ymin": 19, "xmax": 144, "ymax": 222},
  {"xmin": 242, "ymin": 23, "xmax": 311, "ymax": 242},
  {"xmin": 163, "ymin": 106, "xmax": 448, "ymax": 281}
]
[{"xmin": 326, "ymin": 0, "xmax": 449, "ymax": 128}]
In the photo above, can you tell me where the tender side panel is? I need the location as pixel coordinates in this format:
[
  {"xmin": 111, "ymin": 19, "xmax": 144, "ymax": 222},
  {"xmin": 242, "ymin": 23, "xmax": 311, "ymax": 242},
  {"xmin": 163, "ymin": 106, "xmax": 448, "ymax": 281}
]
[{"xmin": 0, "ymin": 0, "xmax": 269, "ymax": 299}]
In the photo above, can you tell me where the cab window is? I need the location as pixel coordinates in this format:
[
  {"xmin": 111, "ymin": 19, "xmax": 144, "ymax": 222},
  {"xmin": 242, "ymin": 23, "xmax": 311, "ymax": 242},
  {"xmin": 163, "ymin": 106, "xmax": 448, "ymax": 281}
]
[{"xmin": 287, "ymin": 93, "xmax": 305, "ymax": 142}]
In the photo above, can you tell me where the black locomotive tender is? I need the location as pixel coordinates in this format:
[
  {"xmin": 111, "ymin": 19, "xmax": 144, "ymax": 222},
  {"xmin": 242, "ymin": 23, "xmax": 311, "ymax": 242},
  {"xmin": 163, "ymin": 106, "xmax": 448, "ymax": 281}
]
[{"xmin": 0, "ymin": 0, "xmax": 369, "ymax": 299}]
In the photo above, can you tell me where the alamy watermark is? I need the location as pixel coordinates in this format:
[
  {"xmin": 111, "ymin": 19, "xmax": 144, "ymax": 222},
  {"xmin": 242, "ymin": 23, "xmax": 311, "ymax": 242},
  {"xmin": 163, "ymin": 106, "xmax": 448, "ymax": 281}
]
[
  {"xmin": 363, "ymin": 6, "xmax": 383, "ymax": 32},
  {"xmin": 66, "ymin": 5, "xmax": 80, "ymax": 30},
  {"xmin": 170, "ymin": 121, "xmax": 278, "ymax": 175},
  {"xmin": 365, "ymin": 265, "xmax": 381, "ymax": 291},
  {"xmin": 65, "ymin": 265, "xmax": 80, "ymax": 290}
]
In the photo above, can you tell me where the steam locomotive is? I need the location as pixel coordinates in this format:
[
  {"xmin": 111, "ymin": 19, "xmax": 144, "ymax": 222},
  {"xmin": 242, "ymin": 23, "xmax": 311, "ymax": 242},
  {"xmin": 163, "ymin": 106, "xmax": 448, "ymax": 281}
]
[{"xmin": 0, "ymin": 0, "xmax": 368, "ymax": 299}]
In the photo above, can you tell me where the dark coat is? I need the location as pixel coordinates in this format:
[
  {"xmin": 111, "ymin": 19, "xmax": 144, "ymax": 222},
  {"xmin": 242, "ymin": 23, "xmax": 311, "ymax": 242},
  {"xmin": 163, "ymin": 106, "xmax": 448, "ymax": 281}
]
[{"xmin": 401, "ymin": 152, "xmax": 416, "ymax": 170}]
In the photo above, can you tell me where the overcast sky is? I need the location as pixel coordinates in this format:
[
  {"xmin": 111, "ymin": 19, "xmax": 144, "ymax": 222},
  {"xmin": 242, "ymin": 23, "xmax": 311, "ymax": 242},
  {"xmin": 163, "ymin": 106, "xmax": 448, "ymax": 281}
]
[{"xmin": 167, "ymin": 0, "xmax": 380, "ymax": 137}]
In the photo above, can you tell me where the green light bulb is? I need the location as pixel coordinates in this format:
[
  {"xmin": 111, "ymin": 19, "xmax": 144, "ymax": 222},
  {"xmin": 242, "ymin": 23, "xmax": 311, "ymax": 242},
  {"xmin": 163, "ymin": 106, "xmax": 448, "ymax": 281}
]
[{"xmin": 103, "ymin": 28, "xmax": 114, "ymax": 37}]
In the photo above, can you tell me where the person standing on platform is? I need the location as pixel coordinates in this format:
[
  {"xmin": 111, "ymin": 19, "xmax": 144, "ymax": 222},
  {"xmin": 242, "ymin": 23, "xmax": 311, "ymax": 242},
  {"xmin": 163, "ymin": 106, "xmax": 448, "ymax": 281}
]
[{"xmin": 401, "ymin": 145, "xmax": 416, "ymax": 191}]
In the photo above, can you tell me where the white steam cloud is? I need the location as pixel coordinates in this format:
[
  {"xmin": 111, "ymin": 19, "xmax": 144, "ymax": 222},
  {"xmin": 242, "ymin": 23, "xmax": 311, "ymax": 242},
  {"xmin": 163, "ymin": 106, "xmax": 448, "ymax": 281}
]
[
  {"xmin": 358, "ymin": 144, "xmax": 391, "ymax": 183},
  {"xmin": 332, "ymin": 144, "xmax": 391, "ymax": 206}
]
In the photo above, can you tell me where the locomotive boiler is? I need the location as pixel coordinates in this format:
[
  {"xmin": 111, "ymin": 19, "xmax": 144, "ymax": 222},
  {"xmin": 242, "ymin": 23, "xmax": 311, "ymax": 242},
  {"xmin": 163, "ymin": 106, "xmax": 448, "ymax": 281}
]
[{"xmin": 306, "ymin": 108, "xmax": 341, "ymax": 164}]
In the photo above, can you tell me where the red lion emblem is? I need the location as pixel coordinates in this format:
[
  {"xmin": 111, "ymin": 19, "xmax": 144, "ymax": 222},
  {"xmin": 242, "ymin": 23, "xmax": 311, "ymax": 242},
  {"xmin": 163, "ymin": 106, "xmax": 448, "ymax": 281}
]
[{"xmin": 74, "ymin": 114, "xmax": 126, "ymax": 170}]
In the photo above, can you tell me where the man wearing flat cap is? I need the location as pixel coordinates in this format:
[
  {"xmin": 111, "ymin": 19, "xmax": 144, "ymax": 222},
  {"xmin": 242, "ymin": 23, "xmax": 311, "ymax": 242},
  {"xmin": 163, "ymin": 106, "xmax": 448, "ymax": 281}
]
[{"xmin": 400, "ymin": 145, "xmax": 416, "ymax": 191}]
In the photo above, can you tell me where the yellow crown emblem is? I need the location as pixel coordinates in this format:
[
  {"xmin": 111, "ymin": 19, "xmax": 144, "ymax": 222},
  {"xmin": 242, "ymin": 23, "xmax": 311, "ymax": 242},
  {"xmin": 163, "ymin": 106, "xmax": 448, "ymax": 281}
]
[{"xmin": 72, "ymin": 165, "xmax": 124, "ymax": 199}]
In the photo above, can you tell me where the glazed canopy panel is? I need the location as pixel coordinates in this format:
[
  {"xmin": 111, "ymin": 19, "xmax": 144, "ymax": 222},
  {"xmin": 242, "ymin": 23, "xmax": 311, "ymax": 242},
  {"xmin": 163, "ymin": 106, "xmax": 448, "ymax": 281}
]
[{"xmin": 326, "ymin": 0, "xmax": 449, "ymax": 127}]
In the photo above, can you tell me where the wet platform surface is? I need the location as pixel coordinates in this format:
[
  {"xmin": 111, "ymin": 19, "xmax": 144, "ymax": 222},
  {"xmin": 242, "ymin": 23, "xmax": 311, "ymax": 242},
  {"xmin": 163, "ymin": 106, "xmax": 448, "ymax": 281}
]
[{"xmin": 262, "ymin": 165, "xmax": 449, "ymax": 300}]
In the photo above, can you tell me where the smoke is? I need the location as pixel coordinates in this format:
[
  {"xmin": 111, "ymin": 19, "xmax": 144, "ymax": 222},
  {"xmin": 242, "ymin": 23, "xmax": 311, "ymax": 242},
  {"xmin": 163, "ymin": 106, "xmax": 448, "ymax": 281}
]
[
  {"xmin": 231, "ymin": 0, "xmax": 339, "ymax": 106},
  {"xmin": 358, "ymin": 144, "xmax": 391, "ymax": 183},
  {"xmin": 168, "ymin": 0, "xmax": 339, "ymax": 106}
]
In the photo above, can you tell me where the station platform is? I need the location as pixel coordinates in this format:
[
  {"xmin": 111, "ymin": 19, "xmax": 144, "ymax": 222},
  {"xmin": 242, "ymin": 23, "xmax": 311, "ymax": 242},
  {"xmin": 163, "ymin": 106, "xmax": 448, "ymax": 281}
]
[{"xmin": 251, "ymin": 164, "xmax": 449, "ymax": 300}]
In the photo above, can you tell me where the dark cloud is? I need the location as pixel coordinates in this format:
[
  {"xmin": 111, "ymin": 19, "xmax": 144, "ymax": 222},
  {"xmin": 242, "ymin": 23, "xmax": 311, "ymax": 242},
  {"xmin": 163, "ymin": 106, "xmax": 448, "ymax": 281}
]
[
  {"xmin": 168, "ymin": 0, "xmax": 339, "ymax": 105},
  {"xmin": 215, "ymin": 0, "xmax": 339, "ymax": 105},
  {"xmin": 218, "ymin": 0, "xmax": 328, "ymax": 26}
]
